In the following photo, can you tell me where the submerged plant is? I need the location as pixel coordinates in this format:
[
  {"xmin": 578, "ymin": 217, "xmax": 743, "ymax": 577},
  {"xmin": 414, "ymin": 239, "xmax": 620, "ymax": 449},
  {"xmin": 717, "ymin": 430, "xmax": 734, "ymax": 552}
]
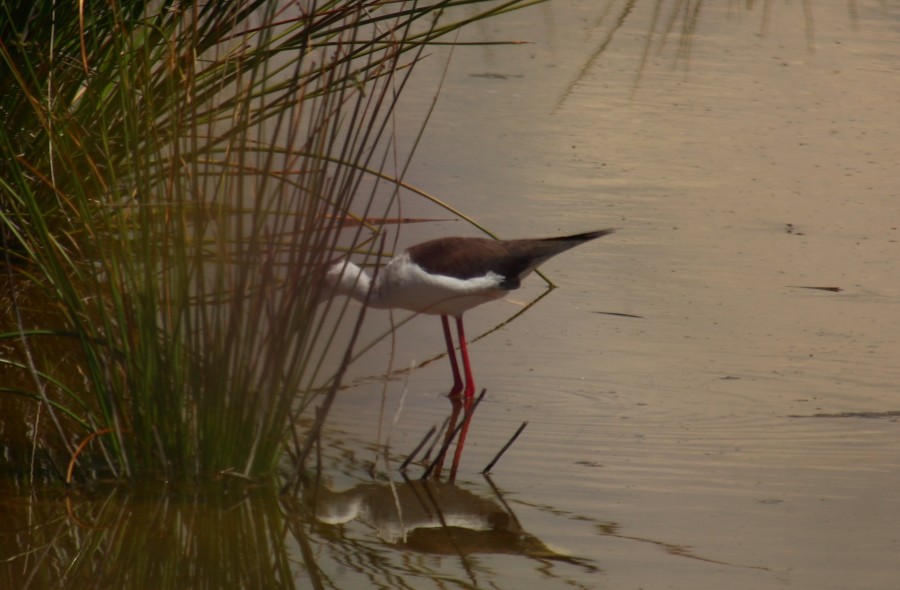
[{"xmin": 0, "ymin": 0, "xmax": 542, "ymax": 483}]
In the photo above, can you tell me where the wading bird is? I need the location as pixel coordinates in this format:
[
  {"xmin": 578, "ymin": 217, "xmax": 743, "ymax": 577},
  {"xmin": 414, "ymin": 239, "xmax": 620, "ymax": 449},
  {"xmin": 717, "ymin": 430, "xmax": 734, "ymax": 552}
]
[{"xmin": 325, "ymin": 229, "xmax": 615, "ymax": 400}]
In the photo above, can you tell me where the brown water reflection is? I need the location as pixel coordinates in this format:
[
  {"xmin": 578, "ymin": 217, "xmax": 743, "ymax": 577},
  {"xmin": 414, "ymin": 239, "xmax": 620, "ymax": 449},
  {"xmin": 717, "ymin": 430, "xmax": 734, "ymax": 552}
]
[
  {"xmin": 6, "ymin": 469, "xmax": 772, "ymax": 588},
  {"xmin": 1, "ymin": 475, "xmax": 599, "ymax": 589},
  {"xmin": 5, "ymin": 454, "xmax": 787, "ymax": 589},
  {"xmin": 1, "ymin": 481, "xmax": 294, "ymax": 589}
]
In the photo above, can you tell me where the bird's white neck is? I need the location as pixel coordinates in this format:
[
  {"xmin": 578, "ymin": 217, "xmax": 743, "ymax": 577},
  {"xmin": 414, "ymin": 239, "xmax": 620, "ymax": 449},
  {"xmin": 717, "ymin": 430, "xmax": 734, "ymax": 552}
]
[{"xmin": 325, "ymin": 261, "xmax": 386, "ymax": 307}]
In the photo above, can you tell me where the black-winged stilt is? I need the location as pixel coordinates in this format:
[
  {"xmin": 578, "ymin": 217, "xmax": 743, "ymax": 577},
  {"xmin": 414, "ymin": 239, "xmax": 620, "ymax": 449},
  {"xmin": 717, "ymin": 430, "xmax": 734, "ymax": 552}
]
[{"xmin": 325, "ymin": 229, "xmax": 615, "ymax": 399}]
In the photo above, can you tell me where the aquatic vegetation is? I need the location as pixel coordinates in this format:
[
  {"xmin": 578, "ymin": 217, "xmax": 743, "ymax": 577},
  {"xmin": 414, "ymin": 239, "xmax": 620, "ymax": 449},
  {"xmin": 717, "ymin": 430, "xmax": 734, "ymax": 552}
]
[{"xmin": 0, "ymin": 0, "xmax": 543, "ymax": 483}]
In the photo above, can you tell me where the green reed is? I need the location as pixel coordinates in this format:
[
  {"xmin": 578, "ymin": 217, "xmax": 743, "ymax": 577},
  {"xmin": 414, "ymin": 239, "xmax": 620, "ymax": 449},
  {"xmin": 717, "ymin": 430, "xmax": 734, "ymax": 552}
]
[{"xmin": 0, "ymin": 0, "xmax": 543, "ymax": 483}]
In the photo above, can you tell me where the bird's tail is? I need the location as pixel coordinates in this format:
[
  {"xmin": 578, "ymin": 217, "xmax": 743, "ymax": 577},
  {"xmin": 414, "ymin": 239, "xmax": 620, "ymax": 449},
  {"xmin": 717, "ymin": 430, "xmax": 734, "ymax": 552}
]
[
  {"xmin": 506, "ymin": 228, "xmax": 615, "ymax": 278},
  {"xmin": 529, "ymin": 228, "xmax": 616, "ymax": 260},
  {"xmin": 543, "ymin": 228, "xmax": 616, "ymax": 245}
]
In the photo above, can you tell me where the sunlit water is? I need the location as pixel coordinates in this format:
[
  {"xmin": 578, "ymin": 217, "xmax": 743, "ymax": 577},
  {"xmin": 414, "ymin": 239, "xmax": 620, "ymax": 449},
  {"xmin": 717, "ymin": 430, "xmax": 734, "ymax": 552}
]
[
  {"xmin": 324, "ymin": 1, "xmax": 900, "ymax": 588},
  {"xmin": 5, "ymin": 1, "xmax": 900, "ymax": 589}
]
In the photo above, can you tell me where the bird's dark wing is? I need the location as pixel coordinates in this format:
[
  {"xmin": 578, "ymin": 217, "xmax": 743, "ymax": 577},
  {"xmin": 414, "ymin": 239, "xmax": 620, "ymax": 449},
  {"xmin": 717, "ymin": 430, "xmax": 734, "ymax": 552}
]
[
  {"xmin": 406, "ymin": 229, "xmax": 614, "ymax": 290},
  {"xmin": 406, "ymin": 237, "xmax": 525, "ymax": 288}
]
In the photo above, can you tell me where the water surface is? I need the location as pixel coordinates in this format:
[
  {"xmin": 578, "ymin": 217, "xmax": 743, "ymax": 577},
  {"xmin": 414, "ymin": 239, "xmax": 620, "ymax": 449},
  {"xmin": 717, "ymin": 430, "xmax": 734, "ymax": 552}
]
[{"xmin": 327, "ymin": 1, "xmax": 900, "ymax": 588}]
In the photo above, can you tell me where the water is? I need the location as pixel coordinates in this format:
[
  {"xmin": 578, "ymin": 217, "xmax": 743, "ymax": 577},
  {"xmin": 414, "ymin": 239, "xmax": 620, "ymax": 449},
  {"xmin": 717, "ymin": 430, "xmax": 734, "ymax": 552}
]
[
  {"xmin": 326, "ymin": 0, "xmax": 900, "ymax": 587},
  {"xmin": 5, "ymin": 1, "xmax": 900, "ymax": 588}
]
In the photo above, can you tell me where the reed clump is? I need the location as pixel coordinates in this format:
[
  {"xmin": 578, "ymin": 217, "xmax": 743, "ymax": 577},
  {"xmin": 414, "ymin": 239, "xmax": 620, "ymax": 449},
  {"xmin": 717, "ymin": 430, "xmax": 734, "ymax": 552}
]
[{"xmin": 0, "ymin": 0, "xmax": 542, "ymax": 483}]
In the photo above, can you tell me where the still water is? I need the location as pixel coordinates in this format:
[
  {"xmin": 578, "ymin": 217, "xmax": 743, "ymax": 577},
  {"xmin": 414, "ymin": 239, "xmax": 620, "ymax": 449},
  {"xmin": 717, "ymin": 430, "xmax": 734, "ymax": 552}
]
[
  {"xmin": 6, "ymin": 1, "xmax": 900, "ymax": 588},
  {"xmin": 327, "ymin": 0, "xmax": 900, "ymax": 588}
]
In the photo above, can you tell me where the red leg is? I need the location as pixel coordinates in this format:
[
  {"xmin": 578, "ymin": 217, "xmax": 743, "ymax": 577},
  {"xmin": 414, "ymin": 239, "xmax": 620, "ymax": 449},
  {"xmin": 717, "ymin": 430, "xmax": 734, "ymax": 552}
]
[
  {"xmin": 455, "ymin": 315, "xmax": 475, "ymax": 400},
  {"xmin": 441, "ymin": 315, "xmax": 463, "ymax": 397}
]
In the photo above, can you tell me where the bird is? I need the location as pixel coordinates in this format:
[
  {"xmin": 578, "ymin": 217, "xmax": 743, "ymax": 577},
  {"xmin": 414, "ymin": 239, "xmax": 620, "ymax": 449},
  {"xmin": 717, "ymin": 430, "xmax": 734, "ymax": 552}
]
[{"xmin": 324, "ymin": 229, "xmax": 615, "ymax": 400}]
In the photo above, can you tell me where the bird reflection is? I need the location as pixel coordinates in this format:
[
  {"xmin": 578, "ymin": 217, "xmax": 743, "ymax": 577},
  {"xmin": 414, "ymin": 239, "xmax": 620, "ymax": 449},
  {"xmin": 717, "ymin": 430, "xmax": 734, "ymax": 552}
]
[
  {"xmin": 311, "ymin": 477, "xmax": 596, "ymax": 570},
  {"xmin": 424, "ymin": 392, "xmax": 481, "ymax": 481}
]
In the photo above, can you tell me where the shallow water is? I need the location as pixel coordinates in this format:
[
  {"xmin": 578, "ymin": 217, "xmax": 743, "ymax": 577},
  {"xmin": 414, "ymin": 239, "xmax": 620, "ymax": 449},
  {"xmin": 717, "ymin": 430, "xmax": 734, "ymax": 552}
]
[
  {"xmin": 323, "ymin": 1, "xmax": 900, "ymax": 588},
  {"xmin": 5, "ymin": 1, "xmax": 900, "ymax": 588}
]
